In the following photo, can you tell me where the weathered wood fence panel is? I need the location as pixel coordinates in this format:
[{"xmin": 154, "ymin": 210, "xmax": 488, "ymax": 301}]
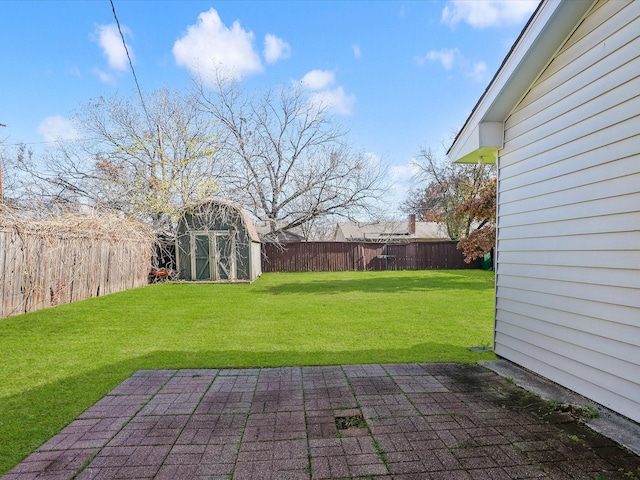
[
  {"xmin": 0, "ymin": 226, "xmax": 152, "ymax": 319},
  {"xmin": 261, "ymin": 241, "xmax": 480, "ymax": 272}
]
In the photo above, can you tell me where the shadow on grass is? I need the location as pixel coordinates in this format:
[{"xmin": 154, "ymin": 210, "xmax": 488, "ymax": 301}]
[
  {"xmin": 0, "ymin": 343, "xmax": 496, "ymax": 476},
  {"xmin": 259, "ymin": 271, "xmax": 494, "ymax": 295}
]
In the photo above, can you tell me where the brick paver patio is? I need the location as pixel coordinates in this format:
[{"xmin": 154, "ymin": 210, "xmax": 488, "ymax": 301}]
[{"xmin": 4, "ymin": 363, "xmax": 640, "ymax": 479}]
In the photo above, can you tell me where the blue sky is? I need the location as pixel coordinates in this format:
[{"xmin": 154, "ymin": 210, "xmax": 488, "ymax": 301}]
[{"xmin": 1, "ymin": 0, "xmax": 538, "ymax": 214}]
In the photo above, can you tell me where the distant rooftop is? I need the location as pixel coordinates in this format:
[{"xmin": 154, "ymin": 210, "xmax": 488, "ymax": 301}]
[
  {"xmin": 333, "ymin": 217, "xmax": 449, "ymax": 242},
  {"xmin": 254, "ymin": 222, "xmax": 306, "ymax": 243}
]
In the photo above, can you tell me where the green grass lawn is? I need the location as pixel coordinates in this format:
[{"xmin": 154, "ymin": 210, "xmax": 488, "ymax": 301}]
[{"xmin": 0, "ymin": 269, "xmax": 495, "ymax": 475}]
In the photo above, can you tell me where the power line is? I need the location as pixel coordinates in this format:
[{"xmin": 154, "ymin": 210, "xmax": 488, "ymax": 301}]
[
  {"xmin": 5, "ymin": 4, "xmax": 152, "ymax": 150},
  {"xmin": 109, "ymin": 0, "xmax": 153, "ymax": 129},
  {"xmin": 2, "ymin": 137, "xmax": 102, "ymax": 147},
  {"xmin": 4, "ymin": 2, "xmax": 155, "ymax": 151},
  {"xmin": 109, "ymin": 0, "xmax": 167, "ymax": 163}
]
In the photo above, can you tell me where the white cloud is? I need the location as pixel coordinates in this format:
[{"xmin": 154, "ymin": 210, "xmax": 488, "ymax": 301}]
[
  {"xmin": 299, "ymin": 70, "xmax": 353, "ymax": 115},
  {"xmin": 352, "ymin": 44, "xmax": 362, "ymax": 59},
  {"xmin": 309, "ymin": 87, "xmax": 355, "ymax": 116},
  {"xmin": 420, "ymin": 48, "xmax": 460, "ymax": 70},
  {"xmin": 385, "ymin": 160, "xmax": 421, "ymax": 212},
  {"xmin": 363, "ymin": 151, "xmax": 381, "ymax": 168},
  {"xmin": 92, "ymin": 67, "xmax": 115, "ymax": 84},
  {"xmin": 468, "ymin": 61, "xmax": 488, "ymax": 81},
  {"xmin": 37, "ymin": 116, "xmax": 80, "ymax": 142},
  {"xmin": 442, "ymin": 0, "xmax": 538, "ymax": 29},
  {"xmin": 389, "ymin": 161, "xmax": 420, "ymax": 186},
  {"xmin": 417, "ymin": 48, "xmax": 488, "ymax": 82},
  {"xmin": 300, "ymin": 70, "xmax": 335, "ymax": 90},
  {"xmin": 67, "ymin": 66, "xmax": 82, "ymax": 78},
  {"xmin": 173, "ymin": 8, "xmax": 263, "ymax": 82},
  {"xmin": 94, "ymin": 23, "xmax": 131, "ymax": 71},
  {"xmin": 263, "ymin": 33, "xmax": 290, "ymax": 64}
]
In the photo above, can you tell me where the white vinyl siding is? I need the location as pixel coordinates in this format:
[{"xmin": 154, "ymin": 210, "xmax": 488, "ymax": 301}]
[{"xmin": 496, "ymin": 0, "xmax": 640, "ymax": 423}]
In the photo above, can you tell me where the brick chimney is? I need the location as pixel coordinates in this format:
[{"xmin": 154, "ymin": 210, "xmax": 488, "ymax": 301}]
[{"xmin": 408, "ymin": 214, "xmax": 416, "ymax": 235}]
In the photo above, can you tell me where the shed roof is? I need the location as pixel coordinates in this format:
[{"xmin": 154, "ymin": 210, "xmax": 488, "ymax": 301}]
[{"xmin": 184, "ymin": 199, "xmax": 261, "ymax": 243}]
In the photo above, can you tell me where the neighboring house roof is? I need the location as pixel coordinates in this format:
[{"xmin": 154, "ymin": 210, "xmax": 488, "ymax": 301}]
[
  {"xmin": 254, "ymin": 223, "xmax": 306, "ymax": 243},
  {"xmin": 447, "ymin": 0, "xmax": 594, "ymax": 165},
  {"xmin": 333, "ymin": 220, "xmax": 449, "ymax": 242}
]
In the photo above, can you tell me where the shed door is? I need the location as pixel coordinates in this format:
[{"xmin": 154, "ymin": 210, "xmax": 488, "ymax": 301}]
[
  {"xmin": 216, "ymin": 234, "xmax": 233, "ymax": 280},
  {"xmin": 190, "ymin": 231, "xmax": 236, "ymax": 281},
  {"xmin": 194, "ymin": 234, "xmax": 211, "ymax": 280}
]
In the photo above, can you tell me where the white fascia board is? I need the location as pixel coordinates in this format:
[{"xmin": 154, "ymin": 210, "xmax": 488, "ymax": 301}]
[{"xmin": 448, "ymin": 0, "xmax": 594, "ymax": 164}]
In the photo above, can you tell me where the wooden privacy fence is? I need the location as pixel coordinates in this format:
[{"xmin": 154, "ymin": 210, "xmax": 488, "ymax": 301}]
[
  {"xmin": 261, "ymin": 241, "xmax": 480, "ymax": 272},
  {"xmin": 0, "ymin": 215, "xmax": 153, "ymax": 318}
]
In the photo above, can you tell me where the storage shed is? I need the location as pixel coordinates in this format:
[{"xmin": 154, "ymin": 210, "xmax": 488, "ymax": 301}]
[
  {"xmin": 175, "ymin": 200, "xmax": 262, "ymax": 282},
  {"xmin": 448, "ymin": 0, "xmax": 640, "ymax": 423}
]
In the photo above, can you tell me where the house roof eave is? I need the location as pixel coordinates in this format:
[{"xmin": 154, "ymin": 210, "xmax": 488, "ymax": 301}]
[
  {"xmin": 448, "ymin": 0, "xmax": 595, "ymax": 163},
  {"xmin": 453, "ymin": 146, "xmax": 499, "ymax": 165}
]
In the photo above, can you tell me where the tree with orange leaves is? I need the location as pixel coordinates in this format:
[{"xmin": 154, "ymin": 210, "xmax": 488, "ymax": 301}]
[
  {"xmin": 456, "ymin": 177, "xmax": 496, "ymax": 264},
  {"xmin": 403, "ymin": 147, "xmax": 495, "ymax": 241}
]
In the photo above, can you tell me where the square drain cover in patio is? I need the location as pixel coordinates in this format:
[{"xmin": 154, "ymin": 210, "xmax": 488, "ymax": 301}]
[{"xmin": 335, "ymin": 413, "xmax": 367, "ymax": 430}]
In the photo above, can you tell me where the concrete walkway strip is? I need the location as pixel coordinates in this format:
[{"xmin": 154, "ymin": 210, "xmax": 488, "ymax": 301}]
[{"xmin": 4, "ymin": 363, "xmax": 640, "ymax": 479}]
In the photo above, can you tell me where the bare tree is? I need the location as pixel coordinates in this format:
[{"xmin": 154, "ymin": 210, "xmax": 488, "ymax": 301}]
[
  {"xmin": 11, "ymin": 88, "xmax": 223, "ymax": 233},
  {"xmin": 0, "ymin": 144, "xmax": 6, "ymax": 211},
  {"xmin": 197, "ymin": 78, "xmax": 386, "ymax": 239},
  {"xmin": 403, "ymin": 147, "xmax": 495, "ymax": 240},
  {"xmin": 0, "ymin": 125, "xmax": 5, "ymax": 210},
  {"xmin": 0, "ymin": 144, "xmax": 45, "ymax": 212}
]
